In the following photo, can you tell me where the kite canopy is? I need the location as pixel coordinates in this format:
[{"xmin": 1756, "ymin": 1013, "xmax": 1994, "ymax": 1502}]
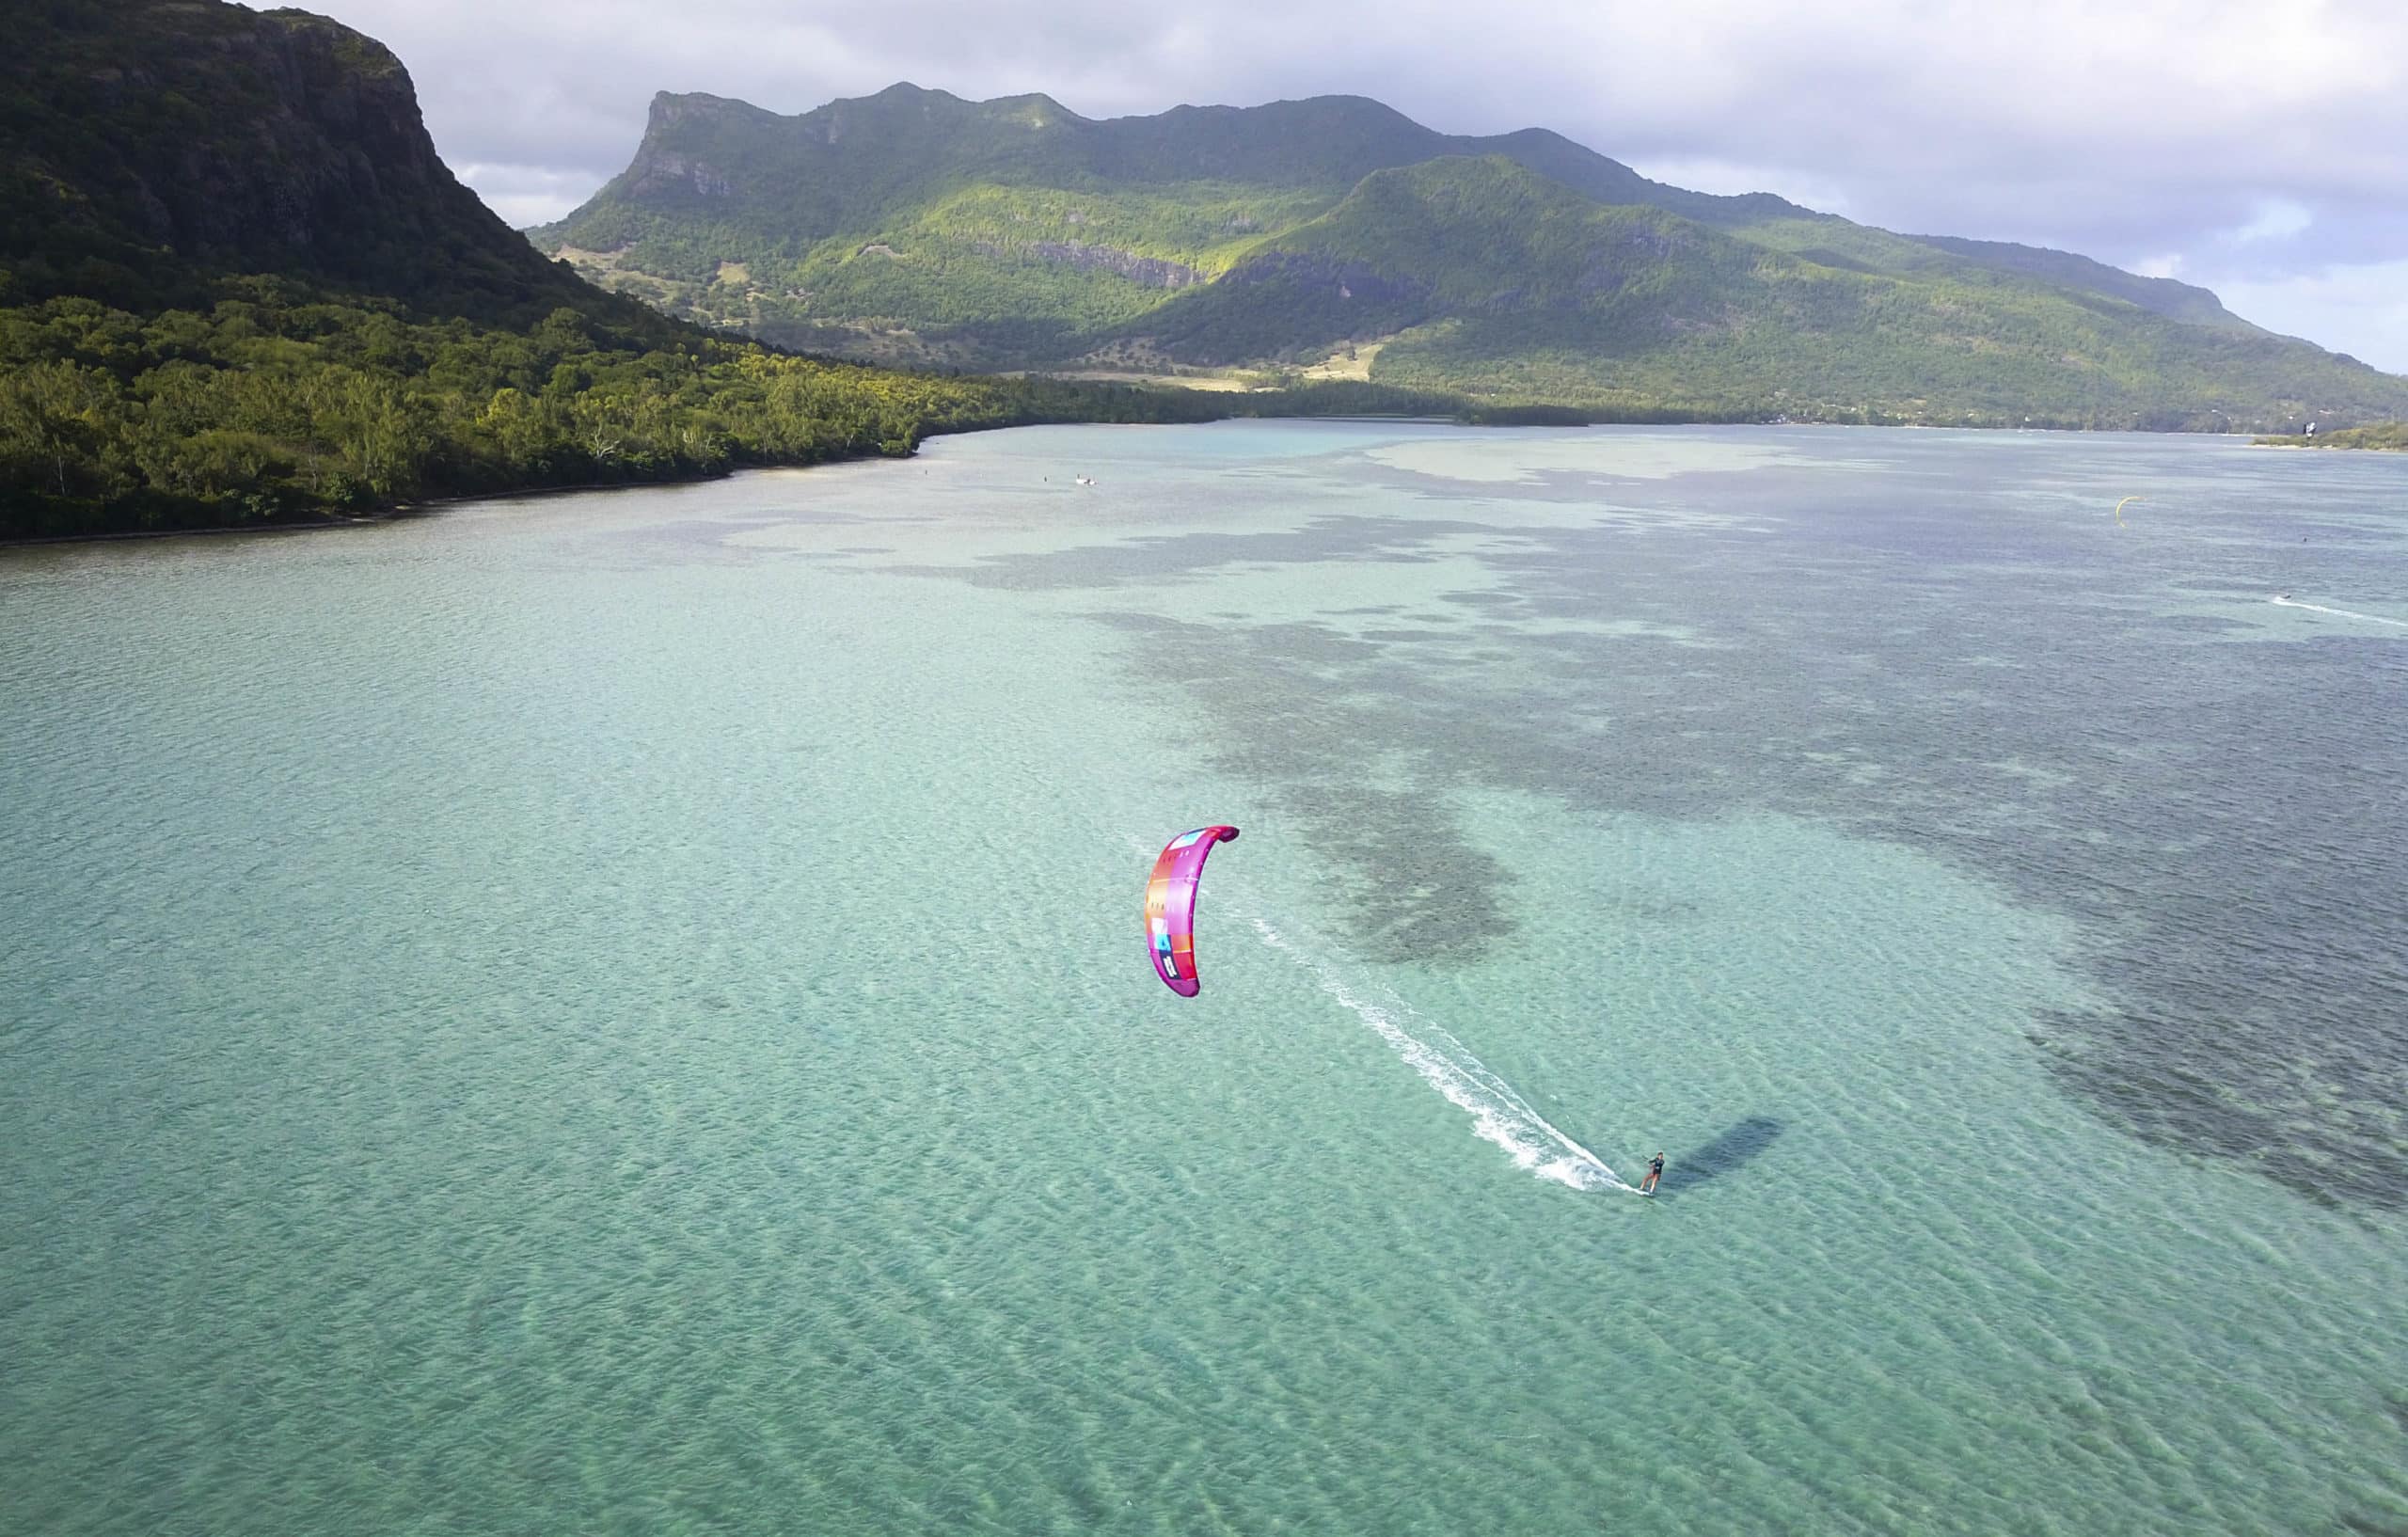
[{"xmin": 1145, "ymin": 826, "xmax": 1239, "ymax": 996}]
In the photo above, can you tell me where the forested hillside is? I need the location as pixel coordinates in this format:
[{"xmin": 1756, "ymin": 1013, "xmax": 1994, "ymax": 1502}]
[
  {"xmin": 1141, "ymin": 159, "xmax": 2405, "ymax": 428},
  {"xmin": 537, "ymin": 83, "xmax": 2408, "ymax": 429},
  {"xmin": 2256, "ymin": 422, "xmax": 2408, "ymax": 450}
]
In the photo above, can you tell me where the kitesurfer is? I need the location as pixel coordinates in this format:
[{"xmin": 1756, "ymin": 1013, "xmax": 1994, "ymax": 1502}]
[{"xmin": 1640, "ymin": 1152, "xmax": 1665, "ymax": 1196}]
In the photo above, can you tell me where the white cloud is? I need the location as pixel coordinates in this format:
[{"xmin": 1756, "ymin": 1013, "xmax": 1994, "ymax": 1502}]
[
  {"xmin": 2207, "ymin": 260, "xmax": 2408, "ymax": 372},
  {"xmin": 454, "ymin": 163, "xmax": 601, "ymax": 229}
]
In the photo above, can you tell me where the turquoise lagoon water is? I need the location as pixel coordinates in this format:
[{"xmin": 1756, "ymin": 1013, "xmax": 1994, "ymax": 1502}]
[{"xmin": 3, "ymin": 422, "xmax": 2404, "ymax": 1534}]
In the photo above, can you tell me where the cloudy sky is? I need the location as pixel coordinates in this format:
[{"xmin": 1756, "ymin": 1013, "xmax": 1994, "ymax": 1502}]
[{"xmin": 316, "ymin": 0, "xmax": 2408, "ymax": 371}]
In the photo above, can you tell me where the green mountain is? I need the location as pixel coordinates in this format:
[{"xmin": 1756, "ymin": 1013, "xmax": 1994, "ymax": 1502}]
[
  {"xmin": 0, "ymin": 2, "xmax": 1208, "ymax": 538},
  {"xmin": 1131, "ymin": 157, "xmax": 2394, "ymax": 428},
  {"xmin": 540, "ymin": 84, "xmax": 2408, "ymax": 429}
]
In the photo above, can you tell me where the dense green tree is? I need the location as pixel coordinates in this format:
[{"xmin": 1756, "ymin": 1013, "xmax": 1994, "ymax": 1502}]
[
  {"xmin": 2255, "ymin": 422, "xmax": 2408, "ymax": 450},
  {"xmin": 0, "ymin": 359, "xmax": 114, "ymax": 498},
  {"xmin": 0, "ymin": 283, "xmax": 1486, "ymax": 538}
]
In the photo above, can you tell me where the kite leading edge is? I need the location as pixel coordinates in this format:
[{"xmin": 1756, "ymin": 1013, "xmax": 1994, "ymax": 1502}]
[{"xmin": 1145, "ymin": 826, "xmax": 1240, "ymax": 996}]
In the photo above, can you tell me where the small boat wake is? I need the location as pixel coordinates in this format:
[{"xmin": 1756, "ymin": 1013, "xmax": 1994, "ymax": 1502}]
[
  {"xmin": 2270, "ymin": 595, "xmax": 2408, "ymax": 628},
  {"xmin": 1247, "ymin": 915, "xmax": 1636, "ymax": 1193}
]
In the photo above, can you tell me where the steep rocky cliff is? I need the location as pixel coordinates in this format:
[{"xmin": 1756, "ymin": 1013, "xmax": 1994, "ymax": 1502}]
[{"xmin": 1, "ymin": 0, "xmax": 623, "ymax": 323}]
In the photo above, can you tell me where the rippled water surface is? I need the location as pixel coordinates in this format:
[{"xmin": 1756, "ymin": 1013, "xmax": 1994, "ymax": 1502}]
[{"xmin": 5, "ymin": 423, "xmax": 2405, "ymax": 1534}]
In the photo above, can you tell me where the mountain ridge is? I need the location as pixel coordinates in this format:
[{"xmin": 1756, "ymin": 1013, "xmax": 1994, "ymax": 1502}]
[
  {"xmin": 539, "ymin": 80, "xmax": 2260, "ymax": 345},
  {"xmin": 528, "ymin": 80, "xmax": 2408, "ymax": 428},
  {"xmin": 1170, "ymin": 155, "xmax": 2376, "ymax": 426}
]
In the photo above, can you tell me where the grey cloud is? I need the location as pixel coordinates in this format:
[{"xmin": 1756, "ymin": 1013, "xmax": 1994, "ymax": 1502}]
[
  {"xmin": 452, "ymin": 162, "xmax": 609, "ymax": 227},
  {"xmin": 2210, "ymin": 259, "xmax": 2408, "ymax": 372}
]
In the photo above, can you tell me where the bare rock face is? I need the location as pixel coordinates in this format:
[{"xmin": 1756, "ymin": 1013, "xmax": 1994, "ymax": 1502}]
[
  {"xmin": 627, "ymin": 150, "xmax": 735, "ymax": 198},
  {"xmin": 625, "ymin": 93, "xmax": 751, "ymax": 198},
  {"xmin": 965, "ymin": 236, "xmax": 1201, "ymax": 288},
  {"xmin": 141, "ymin": 23, "xmax": 439, "ymax": 256},
  {"xmin": 1022, "ymin": 242, "xmax": 1200, "ymax": 289}
]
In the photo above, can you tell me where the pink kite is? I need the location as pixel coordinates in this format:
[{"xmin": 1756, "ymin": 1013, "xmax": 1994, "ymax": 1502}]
[{"xmin": 1144, "ymin": 826, "xmax": 1240, "ymax": 996}]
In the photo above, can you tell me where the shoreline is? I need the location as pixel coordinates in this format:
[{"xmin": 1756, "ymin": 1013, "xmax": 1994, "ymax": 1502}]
[
  {"xmin": 0, "ymin": 419, "xmax": 2285, "ymax": 552},
  {"xmin": 0, "ymin": 467, "xmax": 771, "ymax": 551},
  {"xmin": 1, "ymin": 510, "xmax": 412, "ymax": 548}
]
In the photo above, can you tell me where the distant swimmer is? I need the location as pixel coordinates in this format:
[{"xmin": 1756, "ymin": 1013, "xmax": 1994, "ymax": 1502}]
[{"xmin": 1640, "ymin": 1152, "xmax": 1665, "ymax": 1196}]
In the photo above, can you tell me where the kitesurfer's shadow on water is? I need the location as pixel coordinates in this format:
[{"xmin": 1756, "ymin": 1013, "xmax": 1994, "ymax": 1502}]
[{"xmin": 1656, "ymin": 1116, "xmax": 1784, "ymax": 1199}]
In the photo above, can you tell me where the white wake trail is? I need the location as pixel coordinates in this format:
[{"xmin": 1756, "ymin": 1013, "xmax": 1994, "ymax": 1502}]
[
  {"xmin": 1246, "ymin": 916, "xmax": 1636, "ymax": 1193},
  {"xmin": 1125, "ymin": 831, "xmax": 1633, "ymax": 1193},
  {"xmin": 2270, "ymin": 595, "xmax": 2408, "ymax": 628}
]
